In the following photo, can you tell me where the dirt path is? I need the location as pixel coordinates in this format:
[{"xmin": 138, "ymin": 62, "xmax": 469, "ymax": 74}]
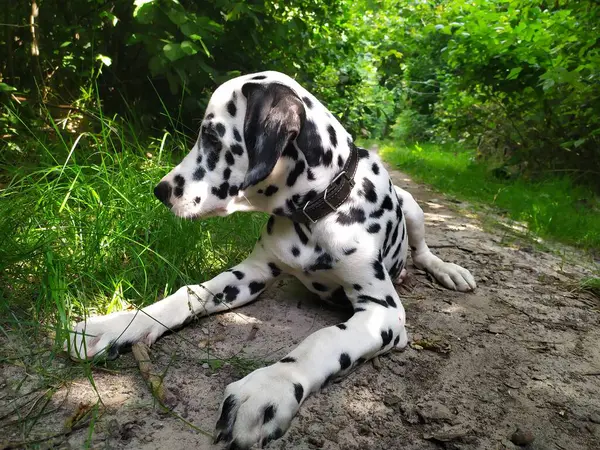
[{"xmin": 2, "ymin": 162, "xmax": 600, "ymax": 450}]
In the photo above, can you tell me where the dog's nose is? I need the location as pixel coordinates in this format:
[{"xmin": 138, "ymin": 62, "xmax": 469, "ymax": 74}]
[{"xmin": 154, "ymin": 181, "xmax": 172, "ymax": 205}]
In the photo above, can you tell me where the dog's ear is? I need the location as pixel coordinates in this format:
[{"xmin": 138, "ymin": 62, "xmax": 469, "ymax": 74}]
[{"xmin": 241, "ymin": 82, "xmax": 305, "ymax": 190}]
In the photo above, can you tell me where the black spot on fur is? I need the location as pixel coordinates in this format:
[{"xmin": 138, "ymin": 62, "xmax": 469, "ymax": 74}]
[
  {"xmin": 212, "ymin": 182, "xmax": 230, "ymax": 199},
  {"xmin": 367, "ymin": 223, "xmax": 381, "ymax": 234},
  {"xmin": 267, "ymin": 216, "xmax": 275, "ymax": 234},
  {"xmin": 263, "ymin": 405, "xmax": 276, "ymax": 424},
  {"xmin": 232, "ymin": 270, "xmax": 245, "ymax": 280},
  {"xmin": 249, "ymin": 281, "xmax": 266, "ymax": 295},
  {"xmin": 383, "ymin": 220, "xmax": 393, "ymax": 249},
  {"xmin": 223, "ymin": 167, "xmax": 231, "ymax": 180},
  {"xmin": 386, "ymin": 295, "xmax": 397, "ymax": 307},
  {"xmin": 381, "ymin": 329, "xmax": 393, "ymax": 348},
  {"xmin": 307, "ymin": 169, "xmax": 316, "ymax": 181},
  {"xmin": 354, "ymin": 307, "xmax": 366, "ymax": 313},
  {"xmin": 336, "ymin": 323, "xmax": 347, "ymax": 330},
  {"xmin": 287, "ymin": 160, "xmax": 306, "ymax": 186},
  {"xmin": 302, "ymin": 96, "xmax": 313, "ymax": 108},
  {"xmin": 216, "ymin": 394, "xmax": 236, "ymax": 433},
  {"xmin": 369, "ymin": 208, "xmax": 384, "ymax": 219},
  {"xmin": 194, "ymin": 166, "xmax": 206, "ymax": 181},
  {"xmin": 337, "ymin": 154, "xmax": 344, "ymax": 168},
  {"xmin": 233, "ymin": 128, "xmax": 242, "ymax": 142},
  {"xmin": 339, "ymin": 353, "xmax": 351, "ymax": 370},
  {"xmin": 372, "ymin": 163, "xmax": 380, "ymax": 175},
  {"xmin": 281, "ymin": 356, "xmax": 296, "ymax": 363},
  {"xmin": 213, "ymin": 293, "xmax": 224, "ymax": 304},
  {"xmin": 264, "ymin": 185, "xmax": 279, "ymax": 197},
  {"xmin": 381, "ymin": 195, "xmax": 393, "ymax": 210},
  {"xmin": 323, "ymin": 149, "xmax": 333, "ymax": 166},
  {"xmin": 223, "ymin": 285, "xmax": 240, "ymax": 301},
  {"xmin": 251, "ymin": 74, "xmax": 267, "ymax": 80},
  {"xmin": 293, "ymin": 222, "xmax": 309, "ymax": 245},
  {"xmin": 194, "ymin": 196, "xmax": 201, "ymax": 204},
  {"xmin": 269, "ymin": 262, "xmax": 282, "ymax": 277},
  {"xmin": 205, "ymin": 113, "xmax": 215, "ymax": 121},
  {"xmin": 337, "ymin": 207, "xmax": 366, "ymax": 225},
  {"xmin": 309, "ymin": 253, "xmax": 334, "ymax": 271},
  {"xmin": 294, "ymin": 383, "xmax": 304, "ymax": 403},
  {"xmin": 291, "ymin": 246, "xmax": 300, "ymax": 257},
  {"xmin": 227, "ymin": 99, "xmax": 237, "ymax": 117},
  {"xmin": 373, "ymin": 260, "xmax": 385, "ymax": 280},
  {"xmin": 312, "ymin": 282, "xmax": 328, "ymax": 292},
  {"xmin": 329, "ymin": 286, "xmax": 350, "ymax": 307},
  {"xmin": 385, "ymin": 222, "xmax": 401, "ymax": 257},
  {"xmin": 229, "ymin": 185, "xmax": 239, "ymax": 196},
  {"xmin": 343, "ymin": 247, "xmax": 357, "ymax": 255},
  {"xmin": 231, "ymin": 143, "xmax": 243, "ymax": 156},
  {"xmin": 225, "ymin": 150, "xmax": 234, "ymax": 166},
  {"xmin": 352, "ymin": 284, "xmax": 362, "ymax": 291},
  {"xmin": 314, "ymin": 244, "xmax": 322, "ymax": 252},
  {"xmin": 358, "ymin": 294, "xmax": 389, "ymax": 308},
  {"xmin": 394, "ymin": 335, "xmax": 400, "ymax": 346},
  {"xmin": 327, "ymin": 125, "xmax": 338, "ymax": 147},
  {"xmin": 358, "ymin": 148, "xmax": 370, "ymax": 159},
  {"xmin": 174, "ymin": 175, "xmax": 185, "ymax": 187},
  {"xmin": 174, "ymin": 186, "xmax": 184, "ymax": 198},
  {"xmin": 207, "ymin": 151, "xmax": 219, "ymax": 171},
  {"xmin": 273, "ymin": 207, "xmax": 285, "ymax": 216},
  {"xmin": 396, "ymin": 201, "xmax": 403, "ymax": 220},
  {"xmin": 196, "ymin": 153, "xmax": 203, "ymax": 164},
  {"xmin": 215, "ymin": 123, "xmax": 226, "ymax": 137},
  {"xmin": 361, "ymin": 178, "xmax": 378, "ymax": 203}
]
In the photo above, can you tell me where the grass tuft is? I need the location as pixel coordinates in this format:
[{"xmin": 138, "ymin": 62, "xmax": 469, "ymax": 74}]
[
  {"xmin": 377, "ymin": 141, "xmax": 600, "ymax": 251},
  {"xmin": 0, "ymin": 100, "xmax": 265, "ymax": 377}
]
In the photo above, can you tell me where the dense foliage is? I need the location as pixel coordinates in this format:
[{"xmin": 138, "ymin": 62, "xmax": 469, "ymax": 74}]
[{"xmin": 2, "ymin": 1, "xmax": 599, "ymax": 181}]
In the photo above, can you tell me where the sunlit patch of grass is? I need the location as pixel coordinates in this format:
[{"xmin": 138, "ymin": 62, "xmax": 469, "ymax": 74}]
[
  {"xmin": 0, "ymin": 100, "xmax": 266, "ymax": 416},
  {"xmin": 376, "ymin": 141, "xmax": 600, "ymax": 251}
]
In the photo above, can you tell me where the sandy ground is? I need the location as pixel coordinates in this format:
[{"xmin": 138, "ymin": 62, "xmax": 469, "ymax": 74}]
[{"xmin": 2, "ymin": 161, "xmax": 600, "ymax": 450}]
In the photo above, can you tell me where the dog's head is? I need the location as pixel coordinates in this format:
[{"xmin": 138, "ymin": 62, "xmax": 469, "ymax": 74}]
[{"xmin": 154, "ymin": 73, "xmax": 308, "ymax": 219}]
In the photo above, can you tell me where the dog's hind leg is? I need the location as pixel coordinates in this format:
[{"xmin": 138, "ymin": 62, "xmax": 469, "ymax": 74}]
[
  {"xmin": 68, "ymin": 244, "xmax": 281, "ymax": 360},
  {"xmin": 394, "ymin": 185, "xmax": 476, "ymax": 292}
]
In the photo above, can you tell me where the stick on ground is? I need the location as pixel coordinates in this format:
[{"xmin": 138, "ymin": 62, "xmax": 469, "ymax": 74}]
[{"xmin": 131, "ymin": 342, "xmax": 178, "ymax": 409}]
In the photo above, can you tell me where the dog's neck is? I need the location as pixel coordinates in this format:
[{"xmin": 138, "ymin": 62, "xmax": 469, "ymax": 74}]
[{"xmin": 235, "ymin": 142, "xmax": 354, "ymax": 218}]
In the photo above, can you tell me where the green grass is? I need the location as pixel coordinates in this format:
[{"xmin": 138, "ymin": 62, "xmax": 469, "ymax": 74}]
[
  {"xmin": 376, "ymin": 141, "xmax": 600, "ymax": 251},
  {"xmin": 0, "ymin": 102, "xmax": 265, "ymax": 364},
  {"xmin": 0, "ymin": 99, "xmax": 268, "ymax": 442}
]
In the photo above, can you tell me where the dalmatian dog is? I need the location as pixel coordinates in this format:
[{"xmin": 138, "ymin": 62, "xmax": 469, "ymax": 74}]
[{"xmin": 69, "ymin": 71, "xmax": 475, "ymax": 449}]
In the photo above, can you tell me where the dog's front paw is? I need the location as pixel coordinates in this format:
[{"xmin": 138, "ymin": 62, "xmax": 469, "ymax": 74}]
[
  {"xmin": 430, "ymin": 261, "xmax": 476, "ymax": 292},
  {"xmin": 215, "ymin": 365, "xmax": 305, "ymax": 449},
  {"xmin": 67, "ymin": 311, "xmax": 158, "ymax": 360}
]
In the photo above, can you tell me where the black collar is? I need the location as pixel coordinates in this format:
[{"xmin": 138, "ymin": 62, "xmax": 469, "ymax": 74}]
[{"xmin": 289, "ymin": 144, "xmax": 359, "ymax": 225}]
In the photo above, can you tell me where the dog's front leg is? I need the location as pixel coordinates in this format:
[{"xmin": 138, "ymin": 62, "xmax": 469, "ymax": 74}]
[
  {"xmin": 68, "ymin": 245, "xmax": 280, "ymax": 360},
  {"xmin": 214, "ymin": 280, "xmax": 406, "ymax": 449}
]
